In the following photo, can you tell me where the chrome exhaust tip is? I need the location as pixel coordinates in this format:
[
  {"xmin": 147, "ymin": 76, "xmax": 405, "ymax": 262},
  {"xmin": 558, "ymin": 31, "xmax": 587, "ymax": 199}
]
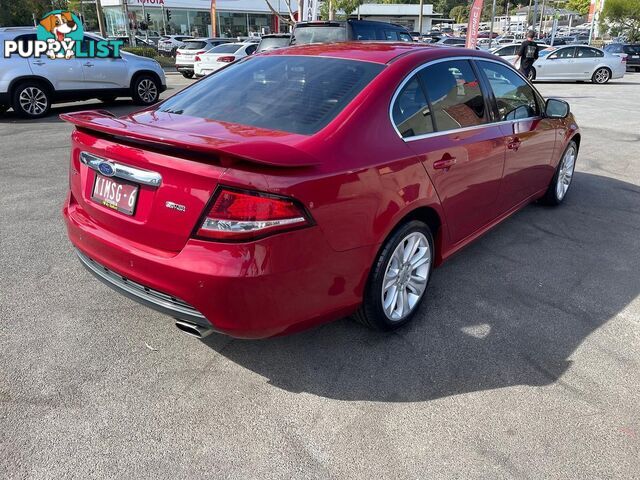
[{"xmin": 175, "ymin": 319, "xmax": 214, "ymax": 339}]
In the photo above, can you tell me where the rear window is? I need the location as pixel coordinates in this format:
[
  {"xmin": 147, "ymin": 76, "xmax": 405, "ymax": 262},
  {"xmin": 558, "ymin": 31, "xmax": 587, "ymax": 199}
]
[
  {"xmin": 210, "ymin": 44, "xmax": 241, "ymax": 53},
  {"xmin": 158, "ymin": 56, "xmax": 383, "ymax": 135},
  {"xmin": 624, "ymin": 45, "xmax": 640, "ymax": 54},
  {"xmin": 183, "ymin": 41, "xmax": 207, "ymax": 50},
  {"xmin": 257, "ymin": 37, "xmax": 290, "ymax": 52},
  {"xmin": 291, "ymin": 26, "xmax": 346, "ymax": 45}
]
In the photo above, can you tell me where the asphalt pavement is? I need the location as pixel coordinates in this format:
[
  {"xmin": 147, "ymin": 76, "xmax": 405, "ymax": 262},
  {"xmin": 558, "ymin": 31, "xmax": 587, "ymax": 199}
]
[{"xmin": 1, "ymin": 73, "xmax": 639, "ymax": 479}]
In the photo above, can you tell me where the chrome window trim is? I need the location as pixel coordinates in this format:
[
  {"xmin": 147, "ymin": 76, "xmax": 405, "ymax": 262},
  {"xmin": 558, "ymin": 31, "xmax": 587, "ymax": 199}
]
[
  {"xmin": 80, "ymin": 151, "xmax": 162, "ymax": 187},
  {"xmin": 388, "ymin": 55, "xmax": 543, "ymax": 142}
]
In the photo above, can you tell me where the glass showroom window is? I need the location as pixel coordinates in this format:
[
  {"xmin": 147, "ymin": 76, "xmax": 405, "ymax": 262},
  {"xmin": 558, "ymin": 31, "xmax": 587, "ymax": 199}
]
[
  {"xmin": 219, "ymin": 12, "xmax": 248, "ymax": 37},
  {"xmin": 104, "ymin": 7, "xmax": 126, "ymax": 36},
  {"xmin": 248, "ymin": 13, "xmax": 271, "ymax": 35}
]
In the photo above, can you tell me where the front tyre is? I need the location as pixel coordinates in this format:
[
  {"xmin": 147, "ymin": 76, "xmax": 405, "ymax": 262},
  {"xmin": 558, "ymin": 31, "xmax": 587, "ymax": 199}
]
[
  {"xmin": 354, "ymin": 220, "xmax": 434, "ymax": 331},
  {"xmin": 528, "ymin": 66, "xmax": 536, "ymax": 81},
  {"xmin": 12, "ymin": 81, "xmax": 51, "ymax": 118},
  {"xmin": 592, "ymin": 67, "xmax": 611, "ymax": 84},
  {"xmin": 541, "ymin": 140, "xmax": 578, "ymax": 205},
  {"xmin": 131, "ymin": 75, "xmax": 160, "ymax": 105}
]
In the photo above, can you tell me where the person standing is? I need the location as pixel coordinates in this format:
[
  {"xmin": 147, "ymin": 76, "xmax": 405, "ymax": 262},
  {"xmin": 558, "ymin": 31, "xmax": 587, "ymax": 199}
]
[{"xmin": 515, "ymin": 31, "xmax": 539, "ymax": 80}]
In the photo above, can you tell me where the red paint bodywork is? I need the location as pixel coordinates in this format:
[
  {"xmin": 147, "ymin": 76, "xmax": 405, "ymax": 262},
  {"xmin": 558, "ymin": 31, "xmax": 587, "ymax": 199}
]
[{"xmin": 62, "ymin": 43, "xmax": 580, "ymax": 338}]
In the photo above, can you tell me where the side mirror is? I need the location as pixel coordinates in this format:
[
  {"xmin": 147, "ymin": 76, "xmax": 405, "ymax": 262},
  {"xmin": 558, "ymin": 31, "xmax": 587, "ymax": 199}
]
[{"xmin": 545, "ymin": 98, "xmax": 570, "ymax": 119}]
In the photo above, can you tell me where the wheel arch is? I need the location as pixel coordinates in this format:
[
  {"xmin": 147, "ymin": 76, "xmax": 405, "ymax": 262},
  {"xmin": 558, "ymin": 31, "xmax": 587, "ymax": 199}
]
[
  {"xmin": 130, "ymin": 69, "xmax": 163, "ymax": 90},
  {"xmin": 8, "ymin": 76, "xmax": 55, "ymax": 98}
]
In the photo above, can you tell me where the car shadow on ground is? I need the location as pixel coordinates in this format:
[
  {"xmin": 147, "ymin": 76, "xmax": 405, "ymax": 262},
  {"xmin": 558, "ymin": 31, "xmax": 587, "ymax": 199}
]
[
  {"xmin": 202, "ymin": 172, "xmax": 640, "ymax": 402},
  {"xmin": 0, "ymin": 96, "xmax": 173, "ymax": 124}
]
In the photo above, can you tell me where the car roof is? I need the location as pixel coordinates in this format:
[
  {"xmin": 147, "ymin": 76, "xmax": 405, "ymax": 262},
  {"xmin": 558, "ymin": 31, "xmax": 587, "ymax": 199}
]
[{"xmin": 263, "ymin": 42, "xmax": 478, "ymax": 64}]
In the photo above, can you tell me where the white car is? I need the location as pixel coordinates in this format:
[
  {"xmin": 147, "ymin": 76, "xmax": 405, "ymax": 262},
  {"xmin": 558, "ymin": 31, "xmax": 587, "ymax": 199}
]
[
  {"xmin": 0, "ymin": 27, "xmax": 166, "ymax": 118},
  {"xmin": 175, "ymin": 38, "xmax": 231, "ymax": 78},
  {"xmin": 157, "ymin": 34, "xmax": 193, "ymax": 56},
  {"xmin": 532, "ymin": 45, "xmax": 626, "ymax": 83},
  {"xmin": 491, "ymin": 43, "xmax": 550, "ymax": 65},
  {"xmin": 193, "ymin": 43, "xmax": 258, "ymax": 77}
]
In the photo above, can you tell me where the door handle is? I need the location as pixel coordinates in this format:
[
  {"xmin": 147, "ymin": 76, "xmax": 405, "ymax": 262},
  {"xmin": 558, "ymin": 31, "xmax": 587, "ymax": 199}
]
[
  {"xmin": 83, "ymin": 62, "xmax": 94, "ymax": 67},
  {"xmin": 32, "ymin": 60, "xmax": 45, "ymax": 66},
  {"xmin": 433, "ymin": 155, "xmax": 457, "ymax": 170},
  {"xmin": 507, "ymin": 137, "xmax": 522, "ymax": 151}
]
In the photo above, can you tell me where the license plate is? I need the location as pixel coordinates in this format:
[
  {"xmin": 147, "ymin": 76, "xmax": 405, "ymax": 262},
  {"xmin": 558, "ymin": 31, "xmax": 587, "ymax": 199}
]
[
  {"xmin": 632, "ymin": 55, "xmax": 639, "ymax": 59},
  {"xmin": 92, "ymin": 173, "xmax": 139, "ymax": 216}
]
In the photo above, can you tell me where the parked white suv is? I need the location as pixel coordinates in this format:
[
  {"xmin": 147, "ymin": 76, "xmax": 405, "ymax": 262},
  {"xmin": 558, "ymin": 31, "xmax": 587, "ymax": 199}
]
[
  {"xmin": 0, "ymin": 28, "xmax": 166, "ymax": 118},
  {"xmin": 175, "ymin": 38, "xmax": 231, "ymax": 78},
  {"xmin": 157, "ymin": 35, "xmax": 193, "ymax": 56}
]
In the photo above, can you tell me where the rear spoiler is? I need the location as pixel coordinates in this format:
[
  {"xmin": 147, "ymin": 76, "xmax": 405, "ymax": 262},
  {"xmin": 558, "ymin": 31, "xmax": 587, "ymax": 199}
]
[{"xmin": 59, "ymin": 110, "xmax": 320, "ymax": 168}]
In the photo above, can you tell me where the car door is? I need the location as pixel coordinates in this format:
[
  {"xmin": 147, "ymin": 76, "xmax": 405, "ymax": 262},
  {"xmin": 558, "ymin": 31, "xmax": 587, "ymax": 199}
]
[
  {"xmin": 476, "ymin": 60, "xmax": 557, "ymax": 210},
  {"xmin": 393, "ymin": 59, "xmax": 506, "ymax": 244},
  {"xmin": 79, "ymin": 38, "xmax": 129, "ymax": 89},
  {"xmin": 537, "ymin": 46, "xmax": 576, "ymax": 80},
  {"xmin": 574, "ymin": 46, "xmax": 604, "ymax": 79},
  {"xmin": 18, "ymin": 33, "xmax": 85, "ymax": 91}
]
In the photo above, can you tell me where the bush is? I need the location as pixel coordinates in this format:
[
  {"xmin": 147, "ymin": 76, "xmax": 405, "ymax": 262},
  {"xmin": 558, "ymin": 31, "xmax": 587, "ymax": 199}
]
[{"xmin": 122, "ymin": 46, "xmax": 158, "ymax": 58}]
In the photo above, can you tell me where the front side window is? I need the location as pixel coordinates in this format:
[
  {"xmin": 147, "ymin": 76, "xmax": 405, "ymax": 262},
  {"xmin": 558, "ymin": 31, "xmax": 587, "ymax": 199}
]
[
  {"xmin": 478, "ymin": 61, "xmax": 539, "ymax": 121},
  {"xmin": 158, "ymin": 56, "xmax": 383, "ymax": 135},
  {"xmin": 419, "ymin": 60, "xmax": 488, "ymax": 132},
  {"xmin": 392, "ymin": 76, "xmax": 434, "ymax": 138},
  {"xmin": 398, "ymin": 32, "xmax": 413, "ymax": 42},
  {"xmin": 549, "ymin": 47, "xmax": 576, "ymax": 59},
  {"xmin": 496, "ymin": 45, "xmax": 518, "ymax": 56}
]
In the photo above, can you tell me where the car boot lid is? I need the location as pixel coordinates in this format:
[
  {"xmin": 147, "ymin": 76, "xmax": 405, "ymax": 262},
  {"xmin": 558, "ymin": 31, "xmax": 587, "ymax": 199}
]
[{"xmin": 60, "ymin": 110, "xmax": 320, "ymax": 168}]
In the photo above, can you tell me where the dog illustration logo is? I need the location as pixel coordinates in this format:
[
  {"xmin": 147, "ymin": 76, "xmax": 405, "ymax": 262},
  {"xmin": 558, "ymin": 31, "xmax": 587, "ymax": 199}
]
[{"xmin": 36, "ymin": 10, "xmax": 84, "ymax": 59}]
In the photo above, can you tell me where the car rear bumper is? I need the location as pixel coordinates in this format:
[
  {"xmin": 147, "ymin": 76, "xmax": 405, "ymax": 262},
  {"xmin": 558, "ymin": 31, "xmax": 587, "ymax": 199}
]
[
  {"xmin": 63, "ymin": 194, "xmax": 374, "ymax": 339},
  {"xmin": 175, "ymin": 64, "xmax": 194, "ymax": 72}
]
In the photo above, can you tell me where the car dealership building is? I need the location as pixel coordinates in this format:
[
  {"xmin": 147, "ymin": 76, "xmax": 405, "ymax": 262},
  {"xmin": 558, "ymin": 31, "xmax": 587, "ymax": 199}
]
[{"xmin": 99, "ymin": 0, "xmax": 292, "ymax": 37}]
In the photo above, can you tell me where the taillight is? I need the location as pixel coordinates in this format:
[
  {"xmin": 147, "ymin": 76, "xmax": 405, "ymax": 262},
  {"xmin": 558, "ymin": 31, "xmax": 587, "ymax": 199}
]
[
  {"xmin": 195, "ymin": 188, "xmax": 311, "ymax": 241},
  {"xmin": 194, "ymin": 55, "xmax": 201, "ymax": 61},
  {"xmin": 217, "ymin": 56, "xmax": 235, "ymax": 63}
]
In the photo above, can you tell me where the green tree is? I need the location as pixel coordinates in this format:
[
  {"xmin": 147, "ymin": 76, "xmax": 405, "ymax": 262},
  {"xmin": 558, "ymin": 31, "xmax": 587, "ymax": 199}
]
[
  {"xmin": 601, "ymin": 0, "xmax": 640, "ymax": 42},
  {"xmin": 450, "ymin": 5, "xmax": 470, "ymax": 23},
  {"xmin": 566, "ymin": 0, "xmax": 591, "ymax": 15},
  {"xmin": 321, "ymin": 0, "xmax": 364, "ymax": 19},
  {"xmin": 0, "ymin": 0, "xmax": 69, "ymax": 27}
]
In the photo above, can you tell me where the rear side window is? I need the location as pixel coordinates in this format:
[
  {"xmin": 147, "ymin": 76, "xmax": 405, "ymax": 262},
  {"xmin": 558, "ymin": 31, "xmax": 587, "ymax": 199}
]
[
  {"xmin": 419, "ymin": 60, "xmax": 488, "ymax": 132},
  {"xmin": 576, "ymin": 47, "xmax": 603, "ymax": 58},
  {"xmin": 478, "ymin": 61, "xmax": 539, "ymax": 120},
  {"xmin": 158, "ymin": 56, "xmax": 384, "ymax": 135},
  {"xmin": 352, "ymin": 24, "xmax": 376, "ymax": 40},
  {"xmin": 392, "ymin": 76, "xmax": 434, "ymax": 138}
]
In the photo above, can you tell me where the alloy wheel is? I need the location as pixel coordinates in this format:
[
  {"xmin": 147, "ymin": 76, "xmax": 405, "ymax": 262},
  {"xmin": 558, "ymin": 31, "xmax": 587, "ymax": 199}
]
[
  {"xmin": 593, "ymin": 68, "xmax": 610, "ymax": 84},
  {"xmin": 381, "ymin": 231, "xmax": 431, "ymax": 321},
  {"xmin": 556, "ymin": 144, "xmax": 576, "ymax": 201},
  {"xmin": 137, "ymin": 79, "xmax": 158, "ymax": 103},
  {"xmin": 18, "ymin": 87, "xmax": 48, "ymax": 116}
]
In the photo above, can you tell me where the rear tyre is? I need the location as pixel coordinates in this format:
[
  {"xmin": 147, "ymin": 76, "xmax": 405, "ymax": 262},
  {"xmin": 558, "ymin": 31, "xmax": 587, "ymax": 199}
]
[
  {"xmin": 592, "ymin": 67, "xmax": 611, "ymax": 84},
  {"xmin": 181, "ymin": 71, "xmax": 194, "ymax": 79},
  {"xmin": 540, "ymin": 140, "xmax": 578, "ymax": 206},
  {"xmin": 354, "ymin": 220, "xmax": 434, "ymax": 331},
  {"xmin": 131, "ymin": 75, "xmax": 160, "ymax": 105}
]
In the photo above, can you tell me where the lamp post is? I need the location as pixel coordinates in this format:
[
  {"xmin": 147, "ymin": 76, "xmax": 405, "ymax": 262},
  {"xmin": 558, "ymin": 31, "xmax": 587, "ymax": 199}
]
[
  {"xmin": 488, "ymin": 0, "xmax": 497, "ymax": 49},
  {"xmin": 418, "ymin": 0, "xmax": 424, "ymax": 35}
]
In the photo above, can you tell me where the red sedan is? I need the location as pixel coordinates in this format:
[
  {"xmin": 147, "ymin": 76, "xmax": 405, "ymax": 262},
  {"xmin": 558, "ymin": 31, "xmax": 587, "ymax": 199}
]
[{"xmin": 62, "ymin": 43, "xmax": 580, "ymax": 339}]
